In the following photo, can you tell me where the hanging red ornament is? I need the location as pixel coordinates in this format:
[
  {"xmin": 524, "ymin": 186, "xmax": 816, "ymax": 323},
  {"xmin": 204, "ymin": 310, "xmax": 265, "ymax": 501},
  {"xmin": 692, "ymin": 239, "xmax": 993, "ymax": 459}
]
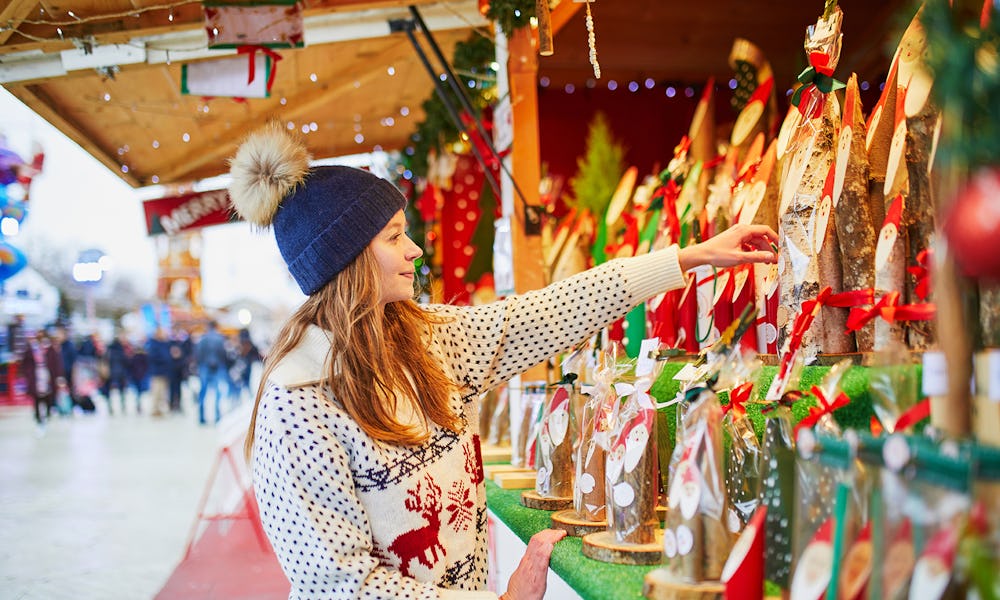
[
  {"xmin": 942, "ymin": 167, "xmax": 1000, "ymax": 281},
  {"xmin": 478, "ymin": 0, "xmax": 490, "ymax": 16}
]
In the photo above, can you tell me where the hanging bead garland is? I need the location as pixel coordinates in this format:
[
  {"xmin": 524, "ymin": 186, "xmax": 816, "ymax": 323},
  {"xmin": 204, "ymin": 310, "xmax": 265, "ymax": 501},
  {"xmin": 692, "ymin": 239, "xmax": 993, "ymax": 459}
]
[{"xmin": 585, "ymin": 0, "xmax": 601, "ymax": 79}]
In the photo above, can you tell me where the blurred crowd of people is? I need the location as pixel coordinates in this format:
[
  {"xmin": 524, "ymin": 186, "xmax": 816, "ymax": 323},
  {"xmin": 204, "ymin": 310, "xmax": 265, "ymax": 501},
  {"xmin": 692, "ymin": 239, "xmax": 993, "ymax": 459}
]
[{"xmin": 6, "ymin": 317, "xmax": 262, "ymax": 431}]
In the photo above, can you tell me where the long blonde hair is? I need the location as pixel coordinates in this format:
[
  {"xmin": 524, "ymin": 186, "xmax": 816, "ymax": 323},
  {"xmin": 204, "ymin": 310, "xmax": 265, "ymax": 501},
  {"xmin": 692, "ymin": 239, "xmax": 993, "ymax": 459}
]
[{"xmin": 244, "ymin": 247, "xmax": 460, "ymax": 460}]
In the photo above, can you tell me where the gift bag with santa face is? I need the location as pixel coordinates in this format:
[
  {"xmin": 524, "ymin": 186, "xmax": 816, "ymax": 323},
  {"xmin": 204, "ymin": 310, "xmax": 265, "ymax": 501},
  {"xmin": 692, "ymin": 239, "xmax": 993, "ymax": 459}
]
[
  {"xmin": 867, "ymin": 435, "xmax": 973, "ymax": 600},
  {"xmin": 605, "ymin": 361, "xmax": 665, "ymax": 545},
  {"xmin": 574, "ymin": 349, "xmax": 633, "ymax": 523},
  {"xmin": 790, "ymin": 431, "xmax": 876, "ymax": 600},
  {"xmin": 663, "ymin": 383, "xmax": 731, "ymax": 582},
  {"xmin": 511, "ymin": 382, "xmax": 547, "ymax": 469},
  {"xmin": 966, "ymin": 445, "xmax": 1000, "ymax": 600},
  {"xmin": 535, "ymin": 375, "xmax": 577, "ymax": 499},
  {"xmin": 717, "ymin": 349, "xmax": 765, "ymax": 534}
]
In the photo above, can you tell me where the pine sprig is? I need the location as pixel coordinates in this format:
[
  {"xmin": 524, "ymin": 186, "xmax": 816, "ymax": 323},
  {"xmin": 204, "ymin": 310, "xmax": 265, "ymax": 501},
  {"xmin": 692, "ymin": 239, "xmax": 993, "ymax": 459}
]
[
  {"xmin": 485, "ymin": 0, "xmax": 537, "ymax": 37},
  {"xmin": 922, "ymin": 0, "xmax": 1000, "ymax": 169}
]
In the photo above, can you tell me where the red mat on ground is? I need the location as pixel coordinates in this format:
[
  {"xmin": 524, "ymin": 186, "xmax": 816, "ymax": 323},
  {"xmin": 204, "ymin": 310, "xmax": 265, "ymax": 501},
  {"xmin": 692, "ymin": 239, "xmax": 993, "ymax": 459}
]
[{"xmin": 155, "ymin": 499, "xmax": 290, "ymax": 600}]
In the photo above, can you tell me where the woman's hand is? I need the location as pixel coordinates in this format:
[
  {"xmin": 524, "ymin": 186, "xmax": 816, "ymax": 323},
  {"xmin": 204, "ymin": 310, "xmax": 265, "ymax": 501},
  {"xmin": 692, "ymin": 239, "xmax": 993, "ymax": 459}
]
[
  {"xmin": 500, "ymin": 528, "xmax": 567, "ymax": 600},
  {"xmin": 677, "ymin": 224, "xmax": 779, "ymax": 272}
]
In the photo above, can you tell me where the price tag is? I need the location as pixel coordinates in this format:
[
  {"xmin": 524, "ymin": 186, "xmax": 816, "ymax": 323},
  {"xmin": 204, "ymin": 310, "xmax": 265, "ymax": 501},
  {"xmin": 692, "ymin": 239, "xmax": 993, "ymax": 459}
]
[
  {"xmin": 673, "ymin": 363, "xmax": 706, "ymax": 383},
  {"xmin": 922, "ymin": 351, "xmax": 948, "ymax": 397},
  {"xmin": 636, "ymin": 337, "xmax": 660, "ymax": 377},
  {"xmin": 989, "ymin": 350, "xmax": 1000, "ymax": 402}
]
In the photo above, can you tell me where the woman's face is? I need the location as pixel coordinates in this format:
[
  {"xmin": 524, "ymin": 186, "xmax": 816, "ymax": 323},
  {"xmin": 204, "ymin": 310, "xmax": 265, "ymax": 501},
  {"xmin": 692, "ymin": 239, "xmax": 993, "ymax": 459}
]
[{"xmin": 370, "ymin": 210, "xmax": 423, "ymax": 305}]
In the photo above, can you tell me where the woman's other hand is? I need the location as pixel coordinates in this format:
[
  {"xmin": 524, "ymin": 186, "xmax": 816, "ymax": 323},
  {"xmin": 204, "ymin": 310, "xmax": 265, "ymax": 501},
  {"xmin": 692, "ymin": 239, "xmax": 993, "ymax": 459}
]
[
  {"xmin": 500, "ymin": 528, "xmax": 567, "ymax": 600},
  {"xmin": 677, "ymin": 224, "xmax": 779, "ymax": 271}
]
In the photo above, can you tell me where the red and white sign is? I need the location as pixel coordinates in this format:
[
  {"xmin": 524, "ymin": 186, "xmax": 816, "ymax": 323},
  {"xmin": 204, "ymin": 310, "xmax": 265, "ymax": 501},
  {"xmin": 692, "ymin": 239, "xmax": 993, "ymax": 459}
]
[{"xmin": 143, "ymin": 188, "xmax": 237, "ymax": 236}]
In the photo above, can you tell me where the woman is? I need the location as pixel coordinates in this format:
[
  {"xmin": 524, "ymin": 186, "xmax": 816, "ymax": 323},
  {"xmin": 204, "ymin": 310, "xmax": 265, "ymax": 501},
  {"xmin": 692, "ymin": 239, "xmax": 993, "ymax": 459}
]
[{"xmin": 229, "ymin": 122, "xmax": 777, "ymax": 600}]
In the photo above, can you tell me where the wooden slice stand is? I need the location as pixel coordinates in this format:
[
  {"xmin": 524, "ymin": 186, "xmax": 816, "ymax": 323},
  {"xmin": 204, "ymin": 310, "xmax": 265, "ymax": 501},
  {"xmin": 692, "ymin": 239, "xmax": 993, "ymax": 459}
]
[
  {"xmin": 550, "ymin": 509, "xmax": 606, "ymax": 537},
  {"xmin": 520, "ymin": 489, "xmax": 573, "ymax": 511},
  {"xmin": 581, "ymin": 529, "xmax": 664, "ymax": 566},
  {"xmin": 642, "ymin": 568, "xmax": 724, "ymax": 600}
]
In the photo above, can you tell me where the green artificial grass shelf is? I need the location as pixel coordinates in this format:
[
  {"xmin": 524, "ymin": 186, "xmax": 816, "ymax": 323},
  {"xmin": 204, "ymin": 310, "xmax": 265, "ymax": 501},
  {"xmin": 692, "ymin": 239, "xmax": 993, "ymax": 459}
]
[
  {"xmin": 483, "ymin": 362, "xmax": 922, "ymax": 599},
  {"xmin": 485, "ymin": 478, "xmax": 654, "ymax": 600}
]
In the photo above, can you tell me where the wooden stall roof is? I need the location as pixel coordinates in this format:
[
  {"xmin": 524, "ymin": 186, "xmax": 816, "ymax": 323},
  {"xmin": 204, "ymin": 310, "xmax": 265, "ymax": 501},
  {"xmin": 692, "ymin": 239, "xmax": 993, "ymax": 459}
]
[{"xmin": 0, "ymin": 0, "xmax": 912, "ymax": 189}]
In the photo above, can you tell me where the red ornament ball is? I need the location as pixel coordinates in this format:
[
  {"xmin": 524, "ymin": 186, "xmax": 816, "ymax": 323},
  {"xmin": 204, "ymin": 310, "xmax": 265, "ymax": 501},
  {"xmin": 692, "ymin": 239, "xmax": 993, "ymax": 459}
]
[{"xmin": 943, "ymin": 167, "xmax": 1000, "ymax": 281}]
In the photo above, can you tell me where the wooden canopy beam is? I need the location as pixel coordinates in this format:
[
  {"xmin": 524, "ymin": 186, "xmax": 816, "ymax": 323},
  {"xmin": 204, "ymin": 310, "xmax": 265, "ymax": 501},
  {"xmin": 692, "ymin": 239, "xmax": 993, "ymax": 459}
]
[{"xmin": 156, "ymin": 39, "xmax": 414, "ymax": 183}]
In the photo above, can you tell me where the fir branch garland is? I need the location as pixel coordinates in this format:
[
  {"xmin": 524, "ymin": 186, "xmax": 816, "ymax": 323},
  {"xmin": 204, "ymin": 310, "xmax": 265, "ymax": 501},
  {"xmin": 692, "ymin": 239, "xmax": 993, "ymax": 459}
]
[
  {"xmin": 406, "ymin": 34, "xmax": 496, "ymax": 179},
  {"xmin": 921, "ymin": 0, "xmax": 1000, "ymax": 169},
  {"xmin": 485, "ymin": 0, "xmax": 536, "ymax": 37}
]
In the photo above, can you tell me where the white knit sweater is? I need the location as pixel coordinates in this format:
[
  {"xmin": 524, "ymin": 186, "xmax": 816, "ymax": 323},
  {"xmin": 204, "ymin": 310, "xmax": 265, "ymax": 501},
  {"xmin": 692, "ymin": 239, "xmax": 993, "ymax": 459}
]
[{"xmin": 252, "ymin": 247, "xmax": 686, "ymax": 599}]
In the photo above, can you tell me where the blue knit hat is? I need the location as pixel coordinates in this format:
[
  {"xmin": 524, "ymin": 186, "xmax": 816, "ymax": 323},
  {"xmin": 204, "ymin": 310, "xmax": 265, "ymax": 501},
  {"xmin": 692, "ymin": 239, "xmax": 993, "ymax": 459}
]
[{"xmin": 227, "ymin": 123, "xmax": 406, "ymax": 295}]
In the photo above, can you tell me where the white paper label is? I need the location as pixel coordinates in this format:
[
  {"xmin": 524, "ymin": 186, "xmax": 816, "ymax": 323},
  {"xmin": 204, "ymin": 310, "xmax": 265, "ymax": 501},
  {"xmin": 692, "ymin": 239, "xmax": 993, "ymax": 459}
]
[
  {"xmin": 790, "ymin": 541, "xmax": 834, "ymax": 600},
  {"xmin": 833, "ymin": 126, "xmax": 852, "ymax": 207},
  {"xmin": 548, "ymin": 405, "xmax": 568, "ymax": 446},
  {"xmin": 780, "ymin": 138, "xmax": 814, "ymax": 216},
  {"xmin": 922, "ymin": 351, "xmax": 948, "ymax": 397},
  {"xmin": 908, "ymin": 556, "xmax": 951, "ymax": 600},
  {"xmin": 875, "ymin": 223, "xmax": 899, "ymax": 271},
  {"xmin": 727, "ymin": 507, "xmax": 742, "ymax": 534},
  {"xmin": 676, "ymin": 524, "xmax": 694, "ymax": 556},
  {"xmin": 673, "ymin": 363, "xmax": 706, "ymax": 383},
  {"xmin": 623, "ymin": 420, "xmax": 650, "ymax": 473},
  {"xmin": 606, "ymin": 444, "xmax": 625, "ymax": 483},
  {"xmin": 814, "ymin": 195, "xmax": 833, "ymax": 255},
  {"xmin": 738, "ymin": 181, "xmax": 767, "ymax": 226},
  {"xmin": 663, "ymin": 528, "xmax": 678, "ymax": 558},
  {"xmin": 722, "ymin": 521, "xmax": 758, "ymax": 582},
  {"xmin": 732, "ymin": 100, "xmax": 764, "ymax": 146},
  {"xmin": 612, "ymin": 481, "xmax": 635, "ymax": 508},
  {"xmin": 636, "ymin": 337, "xmax": 660, "ymax": 376},
  {"xmin": 577, "ymin": 472, "xmax": 596, "ymax": 494},
  {"xmin": 866, "ymin": 105, "xmax": 883, "ymax": 152},
  {"xmin": 884, "ymin": 120, "xmax": 907, "ymax": 196},
  {"xmin": 990, "ymin": 351, "xmax": 1000, "ymax": 402}
]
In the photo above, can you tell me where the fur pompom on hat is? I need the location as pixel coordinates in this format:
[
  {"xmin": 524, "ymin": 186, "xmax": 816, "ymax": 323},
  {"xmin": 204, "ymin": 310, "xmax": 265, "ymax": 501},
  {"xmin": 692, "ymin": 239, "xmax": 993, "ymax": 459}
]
[{"xmin": 228, "ymin": 123, "xmax": 406, "ymax": 295}]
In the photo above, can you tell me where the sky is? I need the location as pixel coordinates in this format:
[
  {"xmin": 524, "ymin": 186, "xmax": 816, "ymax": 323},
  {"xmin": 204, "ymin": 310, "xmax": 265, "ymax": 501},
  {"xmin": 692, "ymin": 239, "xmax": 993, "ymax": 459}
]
[{"xmin": 0, "ymin": 87, "xmax": 306, "ymax": 316}]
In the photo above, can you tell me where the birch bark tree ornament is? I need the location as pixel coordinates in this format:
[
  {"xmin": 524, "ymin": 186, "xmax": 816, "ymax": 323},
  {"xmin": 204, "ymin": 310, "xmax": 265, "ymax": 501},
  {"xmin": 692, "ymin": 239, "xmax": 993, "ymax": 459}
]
[
  {"xmin": 776, "ymin": 3, "xmax": 845, "ymax": 361},
  {"xmin": 834, "ymin": 74, "xmax": 878, "ymax": 352},
  {"xmin": 729, "ymin": 38, "xmax": 778, "ymax": 166}
]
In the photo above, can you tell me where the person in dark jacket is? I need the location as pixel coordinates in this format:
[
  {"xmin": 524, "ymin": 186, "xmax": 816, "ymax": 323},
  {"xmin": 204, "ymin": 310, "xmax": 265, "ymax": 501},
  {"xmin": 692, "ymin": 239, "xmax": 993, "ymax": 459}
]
[
  {"xmin": 103, "ymin": 331, "xmax": 134, "ymax": 415},
  {"xmin": 21, "ymin": 330, "xmax": 65, "ymax": 426},
  {"xmin": 167, "ymin": 328, "xmax": 189, "ymax": 414},
  {"xmin": 145, "ymin": 328, "xmax": 172, "ymax": 417},
  {"xmin": 194, "ymin": 321, "xmax": 229, "ymax": 425}
]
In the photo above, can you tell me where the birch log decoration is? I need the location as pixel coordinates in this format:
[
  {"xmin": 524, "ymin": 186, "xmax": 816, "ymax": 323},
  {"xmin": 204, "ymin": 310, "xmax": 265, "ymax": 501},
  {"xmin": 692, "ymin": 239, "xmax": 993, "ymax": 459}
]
[
  {"xmin": 689, "ymin": 80, "xmax": 717, "ymax": 205},
  {"xmin": 865, "ymin": 52, "xmax": 900, "ymax": 235},
  {"xmin": 817, "ymin": 154, "xmax": 854, "ymax": 354},
  {"xmin": 777, "ymin": 96, "xmax": 840, "ymax": 360},
  {"xmin": 874, "ymin": 88, "xmax": 911, "ymax": 350},
  {"xmin": 899, "ymin": 14, "xmax": 939, "ymax": 350},
  {"xmin": 834, "ymin": 74, "xmax": 877, "ymax": 351},
  {"xmin": 535, "ymin": 0, "xmax": 553, "ymax": 56}
]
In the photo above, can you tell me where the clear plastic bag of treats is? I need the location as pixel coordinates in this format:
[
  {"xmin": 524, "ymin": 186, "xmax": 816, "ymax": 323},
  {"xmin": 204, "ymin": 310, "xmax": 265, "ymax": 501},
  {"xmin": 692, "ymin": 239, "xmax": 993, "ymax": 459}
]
[
  {"xmin": 789, "ymin": 362, "xmax": 875, "ymax": 600},
  {"xmin": 605, "ymin": 356, "xmax": 665, "ymax": 545},
  {"xmin": 511, "ymin": 382, "xmax": 546, "ymax": 469},
  {"xmin": 663, "ymin": 367, "xmax": 731, "ymax": 582},
  {"xmin": 718, "ymin": 350, "xmax": 764, "ymax": 535},
  {"xmin": 574, "ymin": 344, "xmax": 632, "ymax": 524},
  {"xmin": 854, "ymin": 433, "xmax": 975, "ymax": 600},
  {"xmin": 535, "ymin": 350, "xmax": 587, "ymax": 499},
  {"xmin": 758, "ymin": 352, "xmax": 805, "ymax": 592}
]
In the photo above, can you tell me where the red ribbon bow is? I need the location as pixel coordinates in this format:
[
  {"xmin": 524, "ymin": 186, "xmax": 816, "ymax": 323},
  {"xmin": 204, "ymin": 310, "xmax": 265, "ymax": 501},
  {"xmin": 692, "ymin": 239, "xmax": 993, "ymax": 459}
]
[
  {"xmin": 237, "ymin": 44, "xmax": 283, "ymax": 93},
  {"xmin": 653, "ymin": 179, "xmax": 682, "ymax": 242},
  {"xmin": 795, "ymin": 385, "xmax": 850, "ymax": 435},
  {"xmin": 779, "ymin": 287, "xmax": 875, "ymax": 377},
  {"xmin": 722, "ymin": 382, "xmax": 755, "ymax": 417},
  {"xmin": 846, "ymin": 291, "xmax": 936, "ymax": 332},
  {"xmin": 907, "ymin": 248, "xmax": 933, "ymax": 302}
]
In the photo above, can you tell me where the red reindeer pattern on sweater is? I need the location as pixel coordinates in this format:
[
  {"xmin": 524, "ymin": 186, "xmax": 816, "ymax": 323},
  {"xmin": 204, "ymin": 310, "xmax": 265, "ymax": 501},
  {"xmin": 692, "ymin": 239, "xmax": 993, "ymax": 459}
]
[{"xmin": 388, "ymin": 474, "xmax": 446, "ymax": 577}]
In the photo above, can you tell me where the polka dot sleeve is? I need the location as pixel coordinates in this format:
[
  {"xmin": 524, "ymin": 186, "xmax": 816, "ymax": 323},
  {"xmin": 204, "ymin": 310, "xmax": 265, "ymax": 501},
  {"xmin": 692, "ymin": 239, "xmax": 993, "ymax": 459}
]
[
  {"xmin": 252, "ymin": 384, "xmax": 441, "ymax": 600},
  {"xmin": 432, "ymin": 246, "xmax": 686, "ymax": 394}
]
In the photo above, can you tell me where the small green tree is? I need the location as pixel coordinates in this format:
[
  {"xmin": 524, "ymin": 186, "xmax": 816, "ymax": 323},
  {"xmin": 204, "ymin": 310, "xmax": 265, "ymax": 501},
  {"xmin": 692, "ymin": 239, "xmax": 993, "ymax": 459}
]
[
  {"xmin": 567, "ymin": 111, "xmax": 626, "ymax": 218},
  {"xmin": 567, "ymin": 112, "xmax": 626, "ymax": 265}
]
